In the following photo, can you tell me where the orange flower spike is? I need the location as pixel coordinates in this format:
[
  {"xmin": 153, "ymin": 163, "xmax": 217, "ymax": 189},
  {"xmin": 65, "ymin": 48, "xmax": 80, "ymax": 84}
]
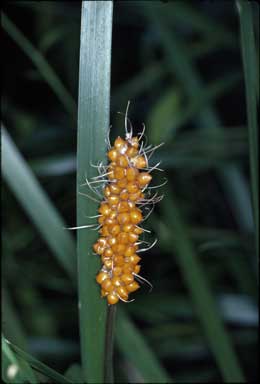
[
  {"xmin": 109, "ymin": 184, "xmax": 121, "ymax": 194},
  {"xmin": 114, "ymin": 136, "xmax": 127, "ymax": 152},
  {"xmin": 117, "ymin": 232, "xmax": 129, "ymax": 244},
  {"xmin": 133, "ymin": 155, "xmax": 147, "ymax": 169},
  {"xmin": 126, "ymin": 281, "xmax": 140, "ymax": 293},
  {"xmin": 123, "ymin": 264, "xmax": 134, "ymax": 274},
  {"xmin": 121, "ymin": 273, "xmax": 134, "ymax": 285},
  {"xmin": 117, "ymin": 178, "xmax": 128, "ymax": 188},
  {"xmin": 116, "ymin": 155, "xmax": 129, "ymax": 168},
  {"xmin": 105, "ymin": 217, "xmax": 117, "ymax": 226},
  {"xmin": 126, "ymin": 182, "xmax": 139, "ymax": 194},
  {"xmin": 93, "ymin": 123, "xmax": 163, "ymax": 304},
  {"xmin": 138, "ymin": 156, "xmax": 147, "ymax": 169},
  {"xmin": 137, "ymin": 172, "xmax": 152, "ymax": 186},
  {"xmin": 107, "ymin": 195, "xmax": 120, "ymax": 206},
  {"xmin": 101, "ymin": 278, "xmax": 114, "ymax": 292},
  {"xmin": 117, "ymin": 201, "xmax": 130, "ymax": 213},
  {"xmin": 128, "ymin": 191, "xmax": 142, "ymax": 202},
  {"xmin": 100, "ymin": 225, "xmax": 109, "ymax": 237},
  {"xmin": 93, "ymin": 243, "xmax": 104, "ymax": 255},
  {"xmin": 104, "ymin": 186, "xmax": 111, "ymax": 198},
  {"xmin": 108, "ymin": 224, "xmax": 120, "ymax": 237},
  {"xmin": 122, "ymin": 223, "xmax": 134, "ymax": 233},
  {"xmin": 98, "ymin": 216, "xmax": 105, "ymax": 225},
  {"xmin": 103, "ymin": 259, "xmax": 113, "ymax": 269},
  {"xmin": 98, "ymin": 203, "xmax": 111, "ymax": 216},
  {"xmin": 104, "ymin": 247, "xmax": 113, "ymax": 258},
  {"xmin": 133, "ymin": 226, "xmax": 143, "ymax": 235},
  {"xmin": 107, "ymin": 148, "xmax": 118, "ymax": 162},
  {"xmin": 126, "ymin": 146, "xmax": 139, "ymax": 158},
  {"xmin": 128, "ymin": 254, "xmax": 141, "ymax": 264},
  {"xmin": 114, "ymin": 255, "xmax": 125, "ymax": 266},
  {"xmin": 128, "ymin": 232, "xmax": 139, "ymax": 243},
  {"xmin": 125, "ymin": 245, "xmax": 136, "ymax": 257},
  {"xmin": 116, "ymin": 286, "xmax": 129, "ymax": 300},
  {"xmin": 119, "ymin": 189, "xmax": 129, "ymax": 200},
  {"xmin": 114, "ymin": 167, "xmax": 125, "ymax": 180},
  {"xmin": 96, "ymin": 271, "xmax": 109, "ymax": 284},
  {"xmin": 108, "ymin": 169, "xmax": 115, "ymax": 180},
  {"xmin": 117, "ymin": 212, "xmax": 130, "ymax": 225},
  {"xmin": 108, "ymin": 237, "xmax": 117, "ymax": 247},
  {"xmin": 130, "ymin": 208, "xmax": 143, "ymax": 224},
  {"xmin": 113, "ymin": 267, "xmax": 122, "ymax": 276},
  {"xmin": 107, "ymin": 293, "xmax": 119, "ymax": 305},
  {"xmin": 97, "ymin": 237, "xmax": 107, "ymax": 246},
  {"xmin": 126, "ymin": 167, "xmax": 139, "ymax": 181},
  {"xmin": 112, "ymin": 243, "xmax": 126, "ymax": 254},
  {"xmin": 111, "ymin": 276, "xmax": 121, "ymax": 287},
  {"xmin": 108, "ymin": 211, "xmax": 117, "ymax": 220},
  {"xmin": 129, "ymin": 136, "xmax": 139, "ymax": 148}
]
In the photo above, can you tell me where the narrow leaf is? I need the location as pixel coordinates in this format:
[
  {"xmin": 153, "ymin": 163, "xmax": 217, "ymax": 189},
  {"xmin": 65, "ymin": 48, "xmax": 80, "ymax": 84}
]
[
  {"xmin": 116, "ymin": 309, "xmax": 172, "ymax": 383},
  {"xmin": 161, "ymin": 189, "xmax": 245, "ymax": 382},
  {"xmin": 1, "ymin": 126, "xmax": 76, "ymax": 279},
  {"xmin": 143, "ymin": 4, "xmax": 254, "ymax": 236},
  {"xmin": 2, "ymin": 287, "xmax": 27, "ymax": 350},
  {"xmin": 2, "ymin": 13, "xmax": 76, "ymax": 116},
  {"xmin": 77, "ymin": 2, "xmax": 113, "ymax": 382},
  {"xmin": 2, "ymin": 336, "xmax": 37, "ymax": 384},
  {"xmin": 237, "ymin": 0, "xmax": 259, "ymax": 260},
  {"xmin": 6, "ymin": 339, "xmax": 72, "ymax": 384}
]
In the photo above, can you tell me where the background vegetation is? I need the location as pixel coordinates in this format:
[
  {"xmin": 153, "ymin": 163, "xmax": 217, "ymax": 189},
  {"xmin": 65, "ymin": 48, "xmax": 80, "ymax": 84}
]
[{"xmin": 2, "ymin": 1, "xmax": 259, "ymax": 383}]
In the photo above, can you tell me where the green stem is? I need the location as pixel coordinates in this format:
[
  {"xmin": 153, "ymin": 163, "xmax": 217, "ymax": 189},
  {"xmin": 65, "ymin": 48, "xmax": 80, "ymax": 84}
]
[{"xmin": 104, "ymin": 305, "xmax": 117, "ymax": 383}]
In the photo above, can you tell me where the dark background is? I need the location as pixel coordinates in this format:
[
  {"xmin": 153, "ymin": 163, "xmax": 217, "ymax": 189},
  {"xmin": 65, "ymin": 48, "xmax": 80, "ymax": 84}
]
[{"xmin": 2, "ymin": 1, "xmax": 258, "ymax": 382}]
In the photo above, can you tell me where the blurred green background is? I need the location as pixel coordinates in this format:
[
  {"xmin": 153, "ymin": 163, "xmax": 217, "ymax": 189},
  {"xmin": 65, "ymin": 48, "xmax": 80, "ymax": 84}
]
[{"xmin": 2, "ymin": 1, "xmax": 258, "ymax": 383}]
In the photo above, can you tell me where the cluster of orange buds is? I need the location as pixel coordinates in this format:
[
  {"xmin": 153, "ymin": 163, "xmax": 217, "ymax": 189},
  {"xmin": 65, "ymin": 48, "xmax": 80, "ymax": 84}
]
[{"xmin": 94, "ymin": 136, "xmax": 152, "ymax": 304}]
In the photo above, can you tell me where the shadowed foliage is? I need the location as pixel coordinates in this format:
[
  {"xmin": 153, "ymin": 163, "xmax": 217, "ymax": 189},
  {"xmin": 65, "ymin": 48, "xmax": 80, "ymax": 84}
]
[{"xmin": 2, "ymin": 1, "xmax": 258, "ymax": 383}]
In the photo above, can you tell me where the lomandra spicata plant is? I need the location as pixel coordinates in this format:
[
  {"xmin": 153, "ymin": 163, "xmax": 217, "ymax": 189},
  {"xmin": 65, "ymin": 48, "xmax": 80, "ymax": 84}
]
[
  {"xmin": 77, "ymin": 1, "xmax": 114, "ymax": 382},
  {"xmin": 92, "ymin": 111, "xmax": 164, "ymax": 305},
  {"xmin": 76, "ymin": 1, "xmax": 168, "ymax": 381},
  {"xmin": 2, "ymin": 0, "xmax": 258, "ymax": 383},
  {"xmin": 74, "ymin": 104, "xmax": 164, "ymax": 378}
]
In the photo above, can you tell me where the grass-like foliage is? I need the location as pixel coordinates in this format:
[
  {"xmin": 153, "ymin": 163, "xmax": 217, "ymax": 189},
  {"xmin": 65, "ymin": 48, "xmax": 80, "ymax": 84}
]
[
  {"xmin": 76, "ymin": 2, "xmax": 112, "ymax": 382},
  {"xmin": 2, "ymin": 1, "xmax": 258, "ymax": 383}
]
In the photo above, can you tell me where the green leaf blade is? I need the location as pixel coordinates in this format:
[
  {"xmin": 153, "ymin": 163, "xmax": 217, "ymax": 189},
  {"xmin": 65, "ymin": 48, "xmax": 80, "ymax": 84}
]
[
  {"xmin": 2, "ymin": 13, "xmax": 76, "ymax": 116},
  {"xmin": 2, "ymin": 336, "xmax": 38, "ymax": 384},
  {"xmin": 116, "ymin": 309, "xmax": 172, "ymax": 383},
  {"xmin": 1, "ymin": 127, "xmax": 76, "ymax": 279},
  {"xmin": 77, "ymin": 2, "xmax": 113, "ymax": 382},
  {"xmin": 5, "ymin": 339, "xmax": 72, "ymax": 384},
  {"xmin": 161, "ymin": 189, "xmax": 246, "ymax": 383},
  {"xmin": 237, "ymin": 0, "xmax": 259, "ymax": 261}
]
